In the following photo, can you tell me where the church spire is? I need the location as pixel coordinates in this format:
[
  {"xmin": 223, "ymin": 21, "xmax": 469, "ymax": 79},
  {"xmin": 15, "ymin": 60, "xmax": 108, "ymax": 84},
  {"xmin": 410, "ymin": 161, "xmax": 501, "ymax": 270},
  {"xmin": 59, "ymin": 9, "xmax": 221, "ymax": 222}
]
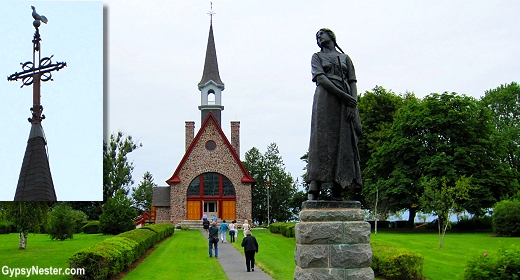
[{"xmin": 198, "ymin": 3, "xmax": 224, "ymax": 126}]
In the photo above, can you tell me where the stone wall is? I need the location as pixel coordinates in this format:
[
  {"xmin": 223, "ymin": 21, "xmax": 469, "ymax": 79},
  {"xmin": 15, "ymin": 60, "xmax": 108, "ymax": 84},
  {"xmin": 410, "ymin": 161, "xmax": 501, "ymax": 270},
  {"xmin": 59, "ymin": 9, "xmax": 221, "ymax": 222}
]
[
  {"xmin": 294, "ymin": 201, "xmax": 374, "ymax": 280},
  {"xmin": 169, "ymin": 120, "xmax": 252, "ymax": 224}
]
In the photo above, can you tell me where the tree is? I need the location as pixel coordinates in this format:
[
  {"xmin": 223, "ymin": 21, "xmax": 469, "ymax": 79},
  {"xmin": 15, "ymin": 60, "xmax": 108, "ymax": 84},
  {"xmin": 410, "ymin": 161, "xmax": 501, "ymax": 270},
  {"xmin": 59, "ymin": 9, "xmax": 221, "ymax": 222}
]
[
  {"xmin": 103, "ymin": 131, "xmax": 142, "ymax": 208},
  {"xmin": 480, "ymin": 82, "xmax": 520, "ymax": 189},
  {"xmin": 47, "ymin": 203, "xmax": 76, "ymax": 241},
  {"xmin": 420, "ymin": 176, "xmax": 472, "ymax": 248},
  {"xmin": 99, "ymin": 191, "xmax": 137, "ymax": 235},
  {"xmin": 358, "ymin": 87, "xmax": 417, "ymax": 227},
  {"xmin": 132, "ymin": 171, "xmax": 156, "ymax": 212},
  {"xmin": 365, "ymin": 92, "xmax": 515, "ymax": 226},
  {"xmin": 2, "ymin": 202, "xmax": 49, "ymax": 249},
  {"xmin": 243, "ymin": 143, "xmax": 296, "ymax": 225}
]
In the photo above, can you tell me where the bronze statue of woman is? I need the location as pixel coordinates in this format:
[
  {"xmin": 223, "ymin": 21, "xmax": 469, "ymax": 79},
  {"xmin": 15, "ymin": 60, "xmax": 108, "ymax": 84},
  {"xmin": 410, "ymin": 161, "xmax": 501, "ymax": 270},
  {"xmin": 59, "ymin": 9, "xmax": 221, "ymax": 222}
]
[{"xmin": 306, "ymin": 28, "xmax": 363, "ymax": 201}]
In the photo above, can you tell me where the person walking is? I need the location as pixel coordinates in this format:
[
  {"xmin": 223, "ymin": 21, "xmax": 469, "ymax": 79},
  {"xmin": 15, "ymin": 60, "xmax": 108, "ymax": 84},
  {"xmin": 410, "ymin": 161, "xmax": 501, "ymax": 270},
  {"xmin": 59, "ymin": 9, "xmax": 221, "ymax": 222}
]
[
  {"xmin": 220, "ymin": 220, "xmax": 229, "ymax": 243},
  {"xmin": 242, "ymin": 220, "xmax": 250, "ymax": 237},
  {"xmin": 202, "ymin": 218, "xmax": 210, "ymax": 233},
  {"xmin": 208, "ymin": 221, "xmax": 219, "ymax": 258},
  {"xmin": 241, "ymin": 230, "xmax": 259, "ymax": 272},
  {"xmin": 228, "ymin": 220, "xmax": 236, "ymax": 243},
  {"xmin": 211, "ymin": 215, "xmax": 217, "ymax": 223}
]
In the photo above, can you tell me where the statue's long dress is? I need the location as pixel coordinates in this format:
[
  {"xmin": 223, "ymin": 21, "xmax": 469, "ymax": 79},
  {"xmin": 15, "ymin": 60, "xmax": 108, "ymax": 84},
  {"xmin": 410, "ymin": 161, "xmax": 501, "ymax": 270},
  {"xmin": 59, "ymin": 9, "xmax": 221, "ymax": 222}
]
[{"xmin": 306, "ymin": 52, "xmax": 363, "ymax": 189}]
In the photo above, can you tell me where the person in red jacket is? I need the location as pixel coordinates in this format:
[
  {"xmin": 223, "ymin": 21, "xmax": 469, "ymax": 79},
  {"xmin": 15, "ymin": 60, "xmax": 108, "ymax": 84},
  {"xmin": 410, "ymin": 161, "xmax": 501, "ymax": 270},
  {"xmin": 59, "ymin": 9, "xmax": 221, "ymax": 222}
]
[{"xmin": 241, "ymin": 230, "xmax": 258, "ymax": 272}]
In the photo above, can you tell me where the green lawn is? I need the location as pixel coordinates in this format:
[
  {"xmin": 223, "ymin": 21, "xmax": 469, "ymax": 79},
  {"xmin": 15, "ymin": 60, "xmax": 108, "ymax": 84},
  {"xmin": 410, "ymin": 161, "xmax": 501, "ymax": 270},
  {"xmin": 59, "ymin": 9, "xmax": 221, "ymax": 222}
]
[
  {"xmin": 1, "ymin": 229, "xmax": 518, "ymax": 280},
  {"xmin": 123, "ymin": 229, "xmax": 227, "ymax": 279},
  {"xmin": 231, "ymin": 229, "xmax": 296, "ymax": 280},
  {"xmin": 371, "ymin": 230, "xmax": 520, "ymax": 280},
  {"xmin": 0, "ymin": 233, "xmax": 111, "ymax": 279}
]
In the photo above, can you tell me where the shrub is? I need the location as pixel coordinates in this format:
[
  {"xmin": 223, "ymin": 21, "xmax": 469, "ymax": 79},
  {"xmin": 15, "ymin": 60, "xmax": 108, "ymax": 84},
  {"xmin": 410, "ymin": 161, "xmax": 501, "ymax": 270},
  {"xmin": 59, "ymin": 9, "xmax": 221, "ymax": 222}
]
[
  {"xmin": 464, "ymin": 246, "xmax": 520, "ymax": 280},
  {"xmin": 0, "ymin": 221, "xmax": 13, "ymax": 234},
  {"xmin": 141, "ymin": 223, "xmax": 175, "ymax": 240},
  {"xmin": 70, "ymin": 210, "xmax": 88, "ymax": 233},
  {"xmin": 69, "ymin": 237, "xmax": 138, "ymax": 280},
  {"xmin": 493, "ymin": 199, "xmax": 520, "ymax": 237},
  {"xmin": 82, "ymin": 221, "xmax": 100, "ymax": 234},
  {"xmin": 372, "ymin": 242, "xmax": 424, "ymax": 280},
  {"xmin": 117, "ymin": 229, "xmax": 158, "ymax": 257},
  {"xmin": 47, "ymin": 203, "xmax": 76, "ymax": 241},
  {"xmin": 179, "ymin": 224, "xmax": 190, "ymax": 230},
  {"xmin": 99, "ymin": 192, "xmax": 137, "ymax": 235},
  {"xmin": 69, "ymin": 226, "xmax": 169, "ymax": 279},
  {"xmin": 268, "ymin": 222, "xmax": 285, "ymax": 234},
  {"xmin": 453, "ymin": 216, "xmax": 492, "ymax": 230}
]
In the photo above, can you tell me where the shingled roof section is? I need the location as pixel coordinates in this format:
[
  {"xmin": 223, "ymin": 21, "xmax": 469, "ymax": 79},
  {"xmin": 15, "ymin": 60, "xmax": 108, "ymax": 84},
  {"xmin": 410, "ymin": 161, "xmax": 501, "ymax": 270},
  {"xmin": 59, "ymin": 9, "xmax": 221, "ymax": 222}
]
[
  {"xmin": 198, "ymin": 23, "xmax": 224, "ymax": 87},
  {"xmin": 14, "ymin": 123, "xmax": 57, "ymax": 201},
  {"xmin": 152, "ymin": 186, "xmax": 171, "ymax": 207}
]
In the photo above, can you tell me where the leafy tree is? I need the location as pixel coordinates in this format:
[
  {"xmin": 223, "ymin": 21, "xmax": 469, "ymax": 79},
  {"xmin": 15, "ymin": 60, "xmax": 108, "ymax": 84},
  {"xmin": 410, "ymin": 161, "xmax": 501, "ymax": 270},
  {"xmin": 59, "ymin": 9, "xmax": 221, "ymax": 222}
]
[
  {"xmin": 99, "ymin": 191, "xmax": 137, "ymax": 235},
  {"xmin": 2, "ymin": 202, "xmax": 49, "ymax": 249},
  {"xmin": 480, "ymin": 82, "xmax": 520, "ymax": 188},
  {"xmin": 420, "ymin": 176, "xmax": 472, "ymax": 248},
  {"xmin": 103, "ymin": 131, "xmax": 142, "ymax": 210},
  {"xmin": 365, "ymin": 92, "xmax": 514, "ymax": 226},
  {"xmin": 47, "ymin": 203, "xmax": 76, "ymax": 241},
  {"xmin": 243, "ymin": 143, "xmax": 296, "ymax": 225},
  {"xmin": 69, "ymin": 201, "xmax": 102, "ymax": 220},
  {"xmin": 358, "ymin": 86, "xmax": 414, "ymax": 172},
  {"xmin": 358, "ymin": 87, "xmax": 417, "ymax": 224},
  {"xmin": 132, "ymin": 171, "xmax": 156, "ymax": 212}
]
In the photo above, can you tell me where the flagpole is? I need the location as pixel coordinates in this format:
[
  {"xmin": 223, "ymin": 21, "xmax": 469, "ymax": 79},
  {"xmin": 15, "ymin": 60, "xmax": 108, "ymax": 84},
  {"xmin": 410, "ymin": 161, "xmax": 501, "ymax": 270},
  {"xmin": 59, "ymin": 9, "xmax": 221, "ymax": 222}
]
[{"xmin": 266, "ymin": 171, "xmax": 271, "ymax": 227}]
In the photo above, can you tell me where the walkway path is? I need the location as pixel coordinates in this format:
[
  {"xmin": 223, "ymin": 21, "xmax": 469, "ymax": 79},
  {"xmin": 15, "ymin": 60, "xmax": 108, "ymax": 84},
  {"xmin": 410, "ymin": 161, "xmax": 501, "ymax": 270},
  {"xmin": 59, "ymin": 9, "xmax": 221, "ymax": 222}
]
[{"xmin": 199, "ymin": 230, "xmax": 274, "ymax": 280}]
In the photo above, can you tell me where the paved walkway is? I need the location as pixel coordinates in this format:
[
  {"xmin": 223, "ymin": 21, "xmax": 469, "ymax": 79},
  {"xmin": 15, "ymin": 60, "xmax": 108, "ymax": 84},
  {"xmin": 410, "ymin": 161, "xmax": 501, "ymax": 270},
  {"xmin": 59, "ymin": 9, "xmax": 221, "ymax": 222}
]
[{"xmin": 200, "ymin": 230, "xmax": 274, "ymax": 280}]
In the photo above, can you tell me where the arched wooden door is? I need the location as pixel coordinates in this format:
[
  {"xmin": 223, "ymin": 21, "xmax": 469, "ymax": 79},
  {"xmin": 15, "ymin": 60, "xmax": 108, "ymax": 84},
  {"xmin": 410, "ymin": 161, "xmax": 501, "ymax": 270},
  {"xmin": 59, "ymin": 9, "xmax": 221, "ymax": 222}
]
[{"xmin": 187, "ymin": 172, "xmax": 236, "ymax": 220}]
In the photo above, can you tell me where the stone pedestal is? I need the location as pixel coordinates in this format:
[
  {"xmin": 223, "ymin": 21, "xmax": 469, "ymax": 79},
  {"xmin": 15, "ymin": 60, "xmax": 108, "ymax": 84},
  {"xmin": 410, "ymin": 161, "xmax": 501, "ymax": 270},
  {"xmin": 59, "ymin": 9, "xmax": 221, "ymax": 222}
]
[{"xmin": 294, "ymin": 201, "xmax": 374, "ymax": 280}]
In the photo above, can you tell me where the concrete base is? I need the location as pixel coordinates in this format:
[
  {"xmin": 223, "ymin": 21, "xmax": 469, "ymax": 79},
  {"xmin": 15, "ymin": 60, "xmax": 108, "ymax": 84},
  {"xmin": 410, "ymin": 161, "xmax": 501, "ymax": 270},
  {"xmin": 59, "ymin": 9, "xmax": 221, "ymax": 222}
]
[{"xmin": 294, "ymin": 201, "xmax": 374, "ymax": 280}]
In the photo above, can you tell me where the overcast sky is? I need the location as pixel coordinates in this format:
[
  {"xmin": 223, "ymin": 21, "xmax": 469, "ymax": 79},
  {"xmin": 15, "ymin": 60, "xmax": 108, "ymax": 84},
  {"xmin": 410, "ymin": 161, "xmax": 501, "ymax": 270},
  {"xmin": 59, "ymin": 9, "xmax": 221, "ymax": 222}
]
[
  {"xmin": 104, "ymin": 0, "xmax": 520, "ymax": 193},
  {"xmin": 0, "ymin": 1, "xmax": 103, "ymax": 201}
]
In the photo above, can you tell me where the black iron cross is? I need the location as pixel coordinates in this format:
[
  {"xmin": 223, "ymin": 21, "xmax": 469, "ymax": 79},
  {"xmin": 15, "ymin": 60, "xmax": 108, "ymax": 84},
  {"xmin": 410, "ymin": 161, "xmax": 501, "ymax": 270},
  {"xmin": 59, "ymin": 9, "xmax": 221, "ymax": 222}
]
[{"xmin": 7, "ymin": 7, "xmax": 66, "ymax": 124}]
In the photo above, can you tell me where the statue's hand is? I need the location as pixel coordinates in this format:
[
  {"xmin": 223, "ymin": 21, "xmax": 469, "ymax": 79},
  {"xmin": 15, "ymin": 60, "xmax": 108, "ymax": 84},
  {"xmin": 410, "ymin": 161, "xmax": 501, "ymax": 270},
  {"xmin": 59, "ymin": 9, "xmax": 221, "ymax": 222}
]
[
  {"xmin": 346, "ymin": 106, "xmax": 355, "ymax": 122},
  {"xmin": 342, "ymin": 92, "xmax": 357, "ymax": 108}
]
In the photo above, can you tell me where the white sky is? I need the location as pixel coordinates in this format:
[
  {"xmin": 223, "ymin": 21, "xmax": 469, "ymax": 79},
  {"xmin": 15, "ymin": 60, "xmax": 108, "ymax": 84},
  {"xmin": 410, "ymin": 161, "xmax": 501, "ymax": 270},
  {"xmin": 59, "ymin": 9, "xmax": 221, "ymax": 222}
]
[
  {"xmin": 104, "ymin": 0, "xmax": 520, "ymax": 193},
  {"xmin": 0, "ymin": 1, "xmax": 103, "ymax": 201}
]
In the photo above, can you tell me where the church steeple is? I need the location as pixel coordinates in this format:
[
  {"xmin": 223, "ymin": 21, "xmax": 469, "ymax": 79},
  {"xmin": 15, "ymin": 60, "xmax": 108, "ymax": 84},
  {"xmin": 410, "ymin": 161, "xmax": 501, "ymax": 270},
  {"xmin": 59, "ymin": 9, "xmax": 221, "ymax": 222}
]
[{"xmin": 198, "ymin": 4, "xmax": 224, "ymax": 126}]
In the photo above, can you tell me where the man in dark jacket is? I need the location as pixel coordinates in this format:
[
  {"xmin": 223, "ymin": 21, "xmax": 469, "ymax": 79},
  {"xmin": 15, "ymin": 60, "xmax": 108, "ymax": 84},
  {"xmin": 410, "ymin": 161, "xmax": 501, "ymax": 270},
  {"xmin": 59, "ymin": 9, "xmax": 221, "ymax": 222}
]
[
  {"xmin": 241, "ymin": 230, "xmax": 259, "ymax": 272},
  {"xmin": 202, "ymin": 218, "xmax": 210, "ymax": 233},
  {"xmin": 208, "ymin": 221, "xmax": 219, "ymax": 258}
]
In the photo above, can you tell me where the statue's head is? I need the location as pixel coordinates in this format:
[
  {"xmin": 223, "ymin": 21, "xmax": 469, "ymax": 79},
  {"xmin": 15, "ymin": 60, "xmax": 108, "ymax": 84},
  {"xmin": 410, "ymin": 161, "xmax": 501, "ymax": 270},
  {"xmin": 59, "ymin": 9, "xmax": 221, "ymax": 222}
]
[{"xmin": 316, "ymin": 28, "xmax": 336, "ymax": 49}]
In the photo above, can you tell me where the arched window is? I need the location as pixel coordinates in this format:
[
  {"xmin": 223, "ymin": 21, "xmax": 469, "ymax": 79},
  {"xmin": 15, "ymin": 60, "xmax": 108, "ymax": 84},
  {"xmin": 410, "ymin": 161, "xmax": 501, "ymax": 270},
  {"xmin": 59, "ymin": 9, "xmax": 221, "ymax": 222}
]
[
  {"xmin": 187, "ymin": 172, "xmax": 235, "ymax": 197},
  {"xmin": 208, "ymin": 89, "xmax": 215, "ymax": 104}
]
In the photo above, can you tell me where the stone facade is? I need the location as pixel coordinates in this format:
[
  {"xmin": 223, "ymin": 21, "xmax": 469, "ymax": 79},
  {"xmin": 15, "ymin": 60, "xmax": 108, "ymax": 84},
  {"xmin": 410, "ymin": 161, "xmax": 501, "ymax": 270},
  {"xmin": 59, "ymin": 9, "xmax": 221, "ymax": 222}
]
[{"xmin": 163, "ymin": 115, "xmax": 252, "ymax": 224}]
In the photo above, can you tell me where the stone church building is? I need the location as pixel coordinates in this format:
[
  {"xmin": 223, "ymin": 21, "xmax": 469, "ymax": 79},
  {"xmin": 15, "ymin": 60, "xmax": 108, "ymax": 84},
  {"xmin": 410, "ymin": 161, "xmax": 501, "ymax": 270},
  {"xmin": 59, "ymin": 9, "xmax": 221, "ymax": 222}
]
[{"xmin": 151, "ymin": 20, "xmax": 254, "ymax": 224}]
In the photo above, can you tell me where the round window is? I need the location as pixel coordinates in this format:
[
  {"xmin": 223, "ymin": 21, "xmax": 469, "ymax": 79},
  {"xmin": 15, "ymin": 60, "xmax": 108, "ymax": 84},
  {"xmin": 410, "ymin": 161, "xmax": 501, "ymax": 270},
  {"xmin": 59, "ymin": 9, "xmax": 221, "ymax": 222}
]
[{"xmin": 205, "ymin": 140, "xmax": 216, "ymax": 151}]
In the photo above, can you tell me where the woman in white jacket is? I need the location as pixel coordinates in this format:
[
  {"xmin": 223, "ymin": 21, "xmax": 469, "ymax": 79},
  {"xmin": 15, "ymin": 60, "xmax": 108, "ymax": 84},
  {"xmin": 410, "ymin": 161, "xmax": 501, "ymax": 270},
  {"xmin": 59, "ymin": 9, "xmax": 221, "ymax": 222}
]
[{"xmin": 242, "ymin": 220, "xmax": 250, "ymax": 237}]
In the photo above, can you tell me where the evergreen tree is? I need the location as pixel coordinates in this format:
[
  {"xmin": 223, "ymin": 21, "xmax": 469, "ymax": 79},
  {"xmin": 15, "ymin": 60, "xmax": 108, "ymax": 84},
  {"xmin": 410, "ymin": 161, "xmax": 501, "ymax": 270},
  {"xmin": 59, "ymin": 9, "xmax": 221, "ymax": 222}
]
[
  {"xmin": 132, "ymin": 171, "xmax": 156, "ymax": 212},
  {"xmin": 243, "ymin": 143, "xmax": 296, "ymax": 225}
]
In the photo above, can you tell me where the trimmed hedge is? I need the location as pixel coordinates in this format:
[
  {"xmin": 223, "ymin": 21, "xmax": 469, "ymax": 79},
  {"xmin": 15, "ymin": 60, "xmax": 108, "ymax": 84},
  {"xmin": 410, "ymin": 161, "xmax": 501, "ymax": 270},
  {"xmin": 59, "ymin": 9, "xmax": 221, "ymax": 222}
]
[
  {"xmin": 268, "ymin": 222, "xmax": 296, "ymax": 238},
  {"xmin": 371, "ymin": 242, "xmax": 424, "ymax": 280},
  {"xmin": 69, "ymin": 223, "xmax": 174, "ymax": 279},
  {"xmin": 140, "ymin": 223, "xmax": 175, "ymax": 240},
  {"xmin": 453, "ymin": 216, "xmax": 492, "ymax": 231},
  {"xmin": 82, "ymin": 221, "xmax": 100, "ymax": 234}
]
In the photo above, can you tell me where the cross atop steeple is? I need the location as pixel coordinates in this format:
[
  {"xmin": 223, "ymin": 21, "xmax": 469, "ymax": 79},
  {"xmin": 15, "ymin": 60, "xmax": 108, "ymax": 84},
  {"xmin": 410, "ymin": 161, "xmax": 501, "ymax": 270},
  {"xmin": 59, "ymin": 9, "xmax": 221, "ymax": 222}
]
[
  {"xmin": 7, "ymin": 6, "xmax": 61, "ymax": 201},
  {"xmin": 208, "ymin": 2, "xmax": 216, "ymax": 25}
]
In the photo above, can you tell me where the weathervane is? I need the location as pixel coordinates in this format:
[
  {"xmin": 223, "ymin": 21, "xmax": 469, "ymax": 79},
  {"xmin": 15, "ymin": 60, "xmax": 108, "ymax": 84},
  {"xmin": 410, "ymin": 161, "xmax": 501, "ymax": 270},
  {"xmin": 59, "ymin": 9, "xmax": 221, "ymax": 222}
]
[
  {"xmin": 7, "ymin": 6, "xmax": 67, "ymax": 124},
  {"xmin": 208, "ymin": 2, "xmax": 216, "ymax": 24}
]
